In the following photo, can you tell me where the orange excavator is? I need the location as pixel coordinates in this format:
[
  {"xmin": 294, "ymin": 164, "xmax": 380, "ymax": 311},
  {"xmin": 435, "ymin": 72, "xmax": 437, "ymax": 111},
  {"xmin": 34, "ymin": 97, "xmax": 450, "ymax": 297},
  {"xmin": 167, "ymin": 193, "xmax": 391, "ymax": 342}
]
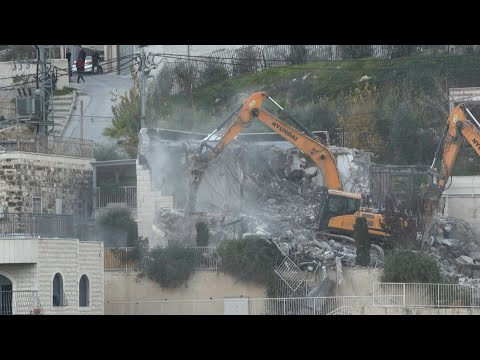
[
  {"xmin": 188, "ymin": 91, "xmax": 390, "ymax": 240},
  {"xmin": 426, "ymin": 103, "xmax": 480, "ymax": 201}
]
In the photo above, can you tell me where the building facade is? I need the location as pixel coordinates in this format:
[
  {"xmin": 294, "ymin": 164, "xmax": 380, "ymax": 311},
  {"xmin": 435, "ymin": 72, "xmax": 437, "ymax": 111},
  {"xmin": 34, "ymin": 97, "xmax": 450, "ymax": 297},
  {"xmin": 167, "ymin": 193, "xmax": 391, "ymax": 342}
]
[{"xmin": 0, "ymin": 238, "xmax": 104, "ymax": 315}]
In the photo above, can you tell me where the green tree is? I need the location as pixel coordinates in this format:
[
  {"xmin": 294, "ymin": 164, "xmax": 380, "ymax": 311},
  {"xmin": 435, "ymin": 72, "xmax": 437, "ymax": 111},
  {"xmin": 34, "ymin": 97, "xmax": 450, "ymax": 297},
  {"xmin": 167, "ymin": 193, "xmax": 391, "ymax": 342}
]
[
  {"xmin": 103, "ymin": 69, "xmax": 141, "ymax": 157},
  {"xmin": 354, "ymin": 216, "xmax": 371, "ymax": 266}
]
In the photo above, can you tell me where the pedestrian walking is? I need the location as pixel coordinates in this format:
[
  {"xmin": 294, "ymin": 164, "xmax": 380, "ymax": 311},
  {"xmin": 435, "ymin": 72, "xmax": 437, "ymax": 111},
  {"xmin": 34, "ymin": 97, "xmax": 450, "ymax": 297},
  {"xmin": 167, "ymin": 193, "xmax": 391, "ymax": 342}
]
[
  {"xmin": 76, "ymin": 56, "xmax": 85, "ymax": 83},
  {"xmin": 92, "ymin": 49, "xmax": 100, "ymax": 73},
  {"xmin": 66, "ymin": 48, "xmax": 72, "ymax": 78}
]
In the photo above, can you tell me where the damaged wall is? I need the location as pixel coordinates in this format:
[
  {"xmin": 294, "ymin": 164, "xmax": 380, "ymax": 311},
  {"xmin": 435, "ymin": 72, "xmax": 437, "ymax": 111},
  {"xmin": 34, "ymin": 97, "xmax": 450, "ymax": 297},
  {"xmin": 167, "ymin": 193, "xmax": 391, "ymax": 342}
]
[
  {"xmin": 0, "ymin": 152, "xmax": 93, "ymax": 216},
  {"xmin": 104, "ymin": 270, "xmax": 267, "ymax": 307},
  {"xmin": 137, "ymin": 128, "xmax": 373, "ymax": 248},
  {"xmin": 443, "ymin": 176, "xmax": 480, "ymax": 233}
]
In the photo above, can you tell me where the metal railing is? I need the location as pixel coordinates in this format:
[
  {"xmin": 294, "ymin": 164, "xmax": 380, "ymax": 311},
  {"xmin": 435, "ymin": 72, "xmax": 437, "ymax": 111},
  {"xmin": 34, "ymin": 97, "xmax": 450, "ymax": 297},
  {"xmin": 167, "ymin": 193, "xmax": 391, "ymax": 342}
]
[
  {"xmin": 0, "ymin": 136, "xmax": 94, "ymax": 158},
  {"xmin": 104, "ymin": 282, "xmax": 480, "ymax": 315},
  {"xmin": 105, "ymin": 295, "xmax": 402, "ymax": 315},
  {"xmin": 0, "ymin": 290, "xmax": 42, "ymax": 315},
  {"xmin": 0, "ymin": 212, "xmax": 95, "ymax": 240},
  {"xmin": 188, "ymin": 246, "xmax": 218, "ymax": 270},
  {"xmin": 95, "ymin": 186, "xmax": 137, "ymax": 208},
  {"xmin": 153, "ymin": 45, "xmax": 480, "ymax": 97},
  {"xmin": 373, "ymin": 282, "xmax": 480, "ymax": 308},
  {"xmin": 104, "ymin": 247, "xmax": 138, "ymax": 272}
]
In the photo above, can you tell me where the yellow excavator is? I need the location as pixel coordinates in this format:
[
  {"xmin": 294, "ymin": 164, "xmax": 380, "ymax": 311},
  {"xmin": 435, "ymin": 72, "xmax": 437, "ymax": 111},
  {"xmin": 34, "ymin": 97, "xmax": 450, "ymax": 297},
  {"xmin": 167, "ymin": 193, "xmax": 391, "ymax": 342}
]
[{"xmin": 188, "ymin": 91, "xmax": 390, "ymax": 240}]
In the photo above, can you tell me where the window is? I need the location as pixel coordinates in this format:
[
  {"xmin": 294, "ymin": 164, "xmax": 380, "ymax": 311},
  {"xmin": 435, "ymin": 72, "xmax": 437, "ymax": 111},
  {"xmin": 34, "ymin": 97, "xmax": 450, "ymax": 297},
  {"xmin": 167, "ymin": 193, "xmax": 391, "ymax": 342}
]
[
  {"xmin": 52, "ymin": 273, "xmax": 64, "ymax": 307},
  {"xmin": 327, "ymin": 196, "xmax": 347, "ymax": 215},
  {"xmin": 346, "ymin": 198, "xmax": 361, "ymax": 214},
  {"xmin": 79, "ymin": 275, "xmax": 89, "ymax": 307},
  {"xmin": 32, "ymin": 197, "xmax": 42, "ymax": 214}
]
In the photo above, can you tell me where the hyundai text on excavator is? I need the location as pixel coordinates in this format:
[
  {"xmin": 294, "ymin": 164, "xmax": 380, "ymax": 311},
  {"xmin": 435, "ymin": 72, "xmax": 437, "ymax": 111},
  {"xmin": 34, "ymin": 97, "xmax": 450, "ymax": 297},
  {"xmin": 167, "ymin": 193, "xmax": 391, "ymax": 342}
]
[{"xmin": 186, "ymin": 91, "xmax": 390, "ymax": 241}]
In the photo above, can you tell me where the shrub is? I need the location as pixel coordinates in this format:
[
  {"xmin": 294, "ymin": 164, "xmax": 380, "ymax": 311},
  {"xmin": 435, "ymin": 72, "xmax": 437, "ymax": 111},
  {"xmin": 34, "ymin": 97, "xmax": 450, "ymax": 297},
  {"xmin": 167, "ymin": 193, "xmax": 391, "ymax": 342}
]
[
  {"xmin": 94, "ymin": 143, "xmax": 129, "ymax": 161},
  {"xmin": 97, "ymin": 207, "xmax": 138, "ymax": 245},
  {"xmin": 381, "ymin": 250, "xmax": 442, "ymax": 283},
  {"xmin": 200, "ymin": 61, "xmax": 229, "ymax": 87},
  {"xmin": 217, "ymin": 235, "xmax": 283, "ymax": 285},
  {"xmin": 143, "ymin": 245, "xmax": 202, "ymax": 287}
]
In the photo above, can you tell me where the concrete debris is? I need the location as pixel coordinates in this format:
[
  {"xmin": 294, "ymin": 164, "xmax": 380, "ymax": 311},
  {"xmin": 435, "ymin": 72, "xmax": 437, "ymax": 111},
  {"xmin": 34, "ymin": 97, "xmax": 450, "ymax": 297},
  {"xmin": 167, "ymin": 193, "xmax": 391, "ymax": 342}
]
[
  {"xmin": 145, "ymin": 133, "xmax": 480, "ymax": 290},
  {"xmin": 335, "ymin": 256, "xmax": 344, "ymax": 285}
]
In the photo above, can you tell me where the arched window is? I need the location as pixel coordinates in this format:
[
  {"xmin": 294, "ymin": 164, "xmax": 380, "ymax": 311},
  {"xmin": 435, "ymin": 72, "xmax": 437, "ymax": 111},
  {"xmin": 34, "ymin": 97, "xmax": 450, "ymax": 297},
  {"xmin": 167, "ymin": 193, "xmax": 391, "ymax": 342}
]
[
  {"xmin": 79, "ymin": 275, "xmax": 89, "ymax": 307},
  {"xmin": 0, "ymin": 275, "xmax": 13, "ymax": 315},
  {"xmin": 53, "ymin": 273, "xmax": 64, "ymax": 307}
]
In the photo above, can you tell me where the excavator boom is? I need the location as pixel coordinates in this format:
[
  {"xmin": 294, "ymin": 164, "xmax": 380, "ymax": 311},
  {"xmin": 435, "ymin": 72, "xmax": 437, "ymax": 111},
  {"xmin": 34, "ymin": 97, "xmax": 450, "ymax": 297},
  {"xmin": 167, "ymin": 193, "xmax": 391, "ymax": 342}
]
[
  {"xmin": 436, "ymin": 104, "xmax": 480, "ymax": 189},
  {"xmin": 204, "ymin": 91, "xmax": 343, "ymax": 190}
]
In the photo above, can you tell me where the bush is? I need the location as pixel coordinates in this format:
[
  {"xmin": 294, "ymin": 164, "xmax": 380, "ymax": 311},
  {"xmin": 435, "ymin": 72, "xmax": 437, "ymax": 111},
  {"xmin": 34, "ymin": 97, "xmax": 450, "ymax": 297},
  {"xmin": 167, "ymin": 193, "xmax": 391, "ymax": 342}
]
[
  {"xmin": 144, "ymin": 245, "xmax": 202, "ymax": 287},
  {"xmin": 287, "ymin": 45, "xmax": 309, "ymax": 65},
  {"xmin": 217, "ymin": 235, "xmax": 283, "ymax": 285},
  {"xmin": 200, "ymin": 61, "xmax": 229, "ymax": 87},
  {"xmin": 97, "ymin": 207, "xmax": 138, "ymax": 245},
  {"xmin": 381, "ymin": 250, "xmax": 442, "ymax": 283},
  {"xmin": 338, "ymin": 45, "xmax": 373, "ymax": 59},
  {"xmin": 232, "ymin": 47, "xmax": 260, "ymax": 77},
  {"xmin": 94, "ymin": 143, "xmax": 129, "ymax": 161}
]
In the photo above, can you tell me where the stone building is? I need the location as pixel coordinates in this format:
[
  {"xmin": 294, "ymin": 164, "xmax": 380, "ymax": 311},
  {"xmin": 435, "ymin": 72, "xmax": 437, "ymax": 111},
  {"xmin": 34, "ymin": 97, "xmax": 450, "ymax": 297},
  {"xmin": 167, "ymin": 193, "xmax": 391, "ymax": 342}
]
[{"xmin": 0, "ymin": 238, "xmax": 104, "ymax": 315}]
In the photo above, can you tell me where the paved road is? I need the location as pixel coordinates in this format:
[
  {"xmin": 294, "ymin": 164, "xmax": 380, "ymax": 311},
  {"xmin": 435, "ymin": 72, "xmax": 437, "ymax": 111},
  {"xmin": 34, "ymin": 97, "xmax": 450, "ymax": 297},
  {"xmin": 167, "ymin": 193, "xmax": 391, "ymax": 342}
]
[{"xmin": 63, "ymin": 73, "xmax": 133, "ymax": 143}]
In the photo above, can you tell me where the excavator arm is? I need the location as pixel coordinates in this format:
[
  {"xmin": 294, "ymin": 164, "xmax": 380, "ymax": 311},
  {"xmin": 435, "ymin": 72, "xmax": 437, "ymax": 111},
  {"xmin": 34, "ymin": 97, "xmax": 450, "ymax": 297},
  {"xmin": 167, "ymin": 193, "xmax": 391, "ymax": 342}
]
[
  {"xmin": 200, "ymin": 91, "xmax": 343, "ymax": 190},
  {"xmin": 435, "ymin": 104, "xmax": 480, "ymax": 189}
]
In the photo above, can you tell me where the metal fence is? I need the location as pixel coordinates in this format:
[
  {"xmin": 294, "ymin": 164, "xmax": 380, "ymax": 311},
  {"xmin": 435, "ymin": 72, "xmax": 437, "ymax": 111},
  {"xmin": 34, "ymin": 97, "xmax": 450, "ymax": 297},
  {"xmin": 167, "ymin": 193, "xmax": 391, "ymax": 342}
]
[
  {"xmin": 0, "ymin": 291, "xmax": 42, "ymax": 315},
  {"xmin": 0, "ymin": 136, "xmax": 94, "ymax": 158},
  {"xmin": 95, "ymin": 186, "xmax": 137, "ymax": 208},
  {"xmin": 374, "ymin": 282, "xmax": 480, "ymax": 308},
  {"xmin": 105, "ymin": 295, "xmax": 402, "ymax": 315},
  {"xmin": 0, "ymin": 212, "xmax": 95, "ymax": 240},
  {"xmin": 104, "ymin": 247, "xmax": 138, "ymax": 272},
  {"xmin": 104, "ymin": 282, "xmax": 480, "ymax": 315},
  {"xmin": 155, "ymin": 45, "xmax": 480, "ymax": 95},
  {"xmin": 188, "ymin": 246, "xmax": 218, "ymax": 270}
]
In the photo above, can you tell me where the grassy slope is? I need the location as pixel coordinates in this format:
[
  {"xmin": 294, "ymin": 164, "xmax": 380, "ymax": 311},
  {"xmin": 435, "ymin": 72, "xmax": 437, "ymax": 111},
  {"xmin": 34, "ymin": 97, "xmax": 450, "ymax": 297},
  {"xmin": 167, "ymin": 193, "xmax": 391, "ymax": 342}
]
[{"xmin": 159, "ymin": 54, "xmax": 480, "ymax": 174}]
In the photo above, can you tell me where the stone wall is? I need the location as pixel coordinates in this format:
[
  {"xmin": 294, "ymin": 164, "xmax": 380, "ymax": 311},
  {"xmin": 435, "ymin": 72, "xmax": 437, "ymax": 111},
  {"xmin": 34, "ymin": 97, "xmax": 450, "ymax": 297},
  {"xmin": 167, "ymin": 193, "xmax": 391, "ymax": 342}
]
[
  {"xmin": 0, "ymin": 264, "xmax": 36, "ymax": 291},
  {"xmin": 37, "ymin": 239, "xmax": 104, "ymax": 315},
  {"xmin": 78, "ymin": 241, "xmax": 104, "ymax": 314},
  {"xmin": 0, "ymin": 152, "xmax": 93, "ymax": 215}
]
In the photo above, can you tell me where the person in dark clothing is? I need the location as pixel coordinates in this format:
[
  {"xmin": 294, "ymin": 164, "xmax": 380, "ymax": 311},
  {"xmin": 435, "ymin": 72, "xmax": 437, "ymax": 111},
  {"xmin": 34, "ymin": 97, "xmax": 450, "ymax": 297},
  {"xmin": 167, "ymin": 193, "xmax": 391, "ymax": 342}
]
[
  {"xmin": 66, "ymin": 48, "xmax": 72, "ymax": 78},
  {"xmin": 76, "ymin": 57, "xmax": 85, "ymax": 83},
  {"xmin": 92, "ymin": 49, "xmax": 100, "ymax": 73},
  {"xmin": 78, "ymin": 47, "xmax": 86, "ymax": 61}
]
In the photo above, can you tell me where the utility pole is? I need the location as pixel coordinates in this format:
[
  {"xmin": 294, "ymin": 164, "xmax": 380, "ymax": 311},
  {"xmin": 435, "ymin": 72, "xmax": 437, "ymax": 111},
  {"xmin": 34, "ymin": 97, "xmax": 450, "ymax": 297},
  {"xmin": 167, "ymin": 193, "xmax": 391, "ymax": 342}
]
[
  {"xmin": 140, "ymin": 49, "xmax": 147, "ymax": 129},
  {"xmin": 38, "ymin": 45, "xmax": 54, "ymax": 136},
  {"xmin": 80, "ymin": 100, "xmax": 84, "ymax": 140}
]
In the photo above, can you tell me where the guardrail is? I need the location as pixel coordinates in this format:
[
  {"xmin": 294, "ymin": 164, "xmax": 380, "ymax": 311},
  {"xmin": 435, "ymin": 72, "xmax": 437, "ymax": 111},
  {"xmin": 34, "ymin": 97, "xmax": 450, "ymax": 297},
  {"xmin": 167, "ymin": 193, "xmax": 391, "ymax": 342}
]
[
  {"xmin": 0, "ymin": 136, "xmax": 93, "ymax": 158},
  {"xmin": 105, "ymin": 295, "xmax": 402, "ymax": 315},
  {"xmin": 95, "ymin": 186, "xmax": 137, "ymax": 209},
  {"xmin": 373, "ymin": 282, "xmax": 480, "ymax": 308},
  {"xmin": 104, "ymin": 247, "xmax": 138, "ymax": 272},
  {"xmin": 188, "ymin": 246, "xmax": 218, "ymax": 270},
  {"xmin": 0, "ymin": 290, "xmax": 42, "ymax": 315},
  {"xmin": 0, "ymin": 212, "xmax": 95, "ymax": 240}
]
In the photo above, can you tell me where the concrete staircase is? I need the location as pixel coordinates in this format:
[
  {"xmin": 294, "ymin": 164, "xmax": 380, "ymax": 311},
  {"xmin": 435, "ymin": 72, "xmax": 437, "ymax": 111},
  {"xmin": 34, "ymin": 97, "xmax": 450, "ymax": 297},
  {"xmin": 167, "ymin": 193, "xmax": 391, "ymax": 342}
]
[{"xmin": 52, "ymin": 93, "xmax": 75, "ymax": 137}]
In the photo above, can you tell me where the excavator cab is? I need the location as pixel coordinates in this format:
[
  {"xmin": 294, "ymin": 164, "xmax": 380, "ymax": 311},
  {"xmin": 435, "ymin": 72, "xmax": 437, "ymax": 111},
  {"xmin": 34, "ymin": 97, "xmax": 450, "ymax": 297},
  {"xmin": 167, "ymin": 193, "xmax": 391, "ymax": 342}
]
[{"xmin": 316, "ymin": 188, "xmax": 362, "ymax": 230}]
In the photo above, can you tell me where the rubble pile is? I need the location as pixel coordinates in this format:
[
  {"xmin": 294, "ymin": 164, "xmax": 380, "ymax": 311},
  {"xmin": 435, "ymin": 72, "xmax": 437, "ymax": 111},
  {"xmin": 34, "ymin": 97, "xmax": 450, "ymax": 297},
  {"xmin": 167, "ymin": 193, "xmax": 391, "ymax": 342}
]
[
  {"xmin": 428, "ymin": 217, "xmax": 480, "ymax": 286},
  {"xmin": 154, "ymin": 141, "xmax": 379, "ymax": 271}
]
